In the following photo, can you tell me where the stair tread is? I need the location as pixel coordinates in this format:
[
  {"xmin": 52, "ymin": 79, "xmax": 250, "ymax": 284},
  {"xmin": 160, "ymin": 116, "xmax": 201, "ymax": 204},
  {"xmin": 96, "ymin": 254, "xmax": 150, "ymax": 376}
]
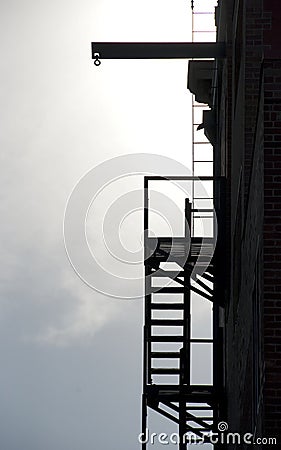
[
  {"xmin": 150, "ymin": 335, "xmax": 184, "ymax": 342},
  {"xmin": 201, "ymin": 272, "xmax": 214, "ymax": 282},
  {"xmin": 150, "ymin": 368, "xmax": 180, "ymax": 374},
  {"xmin": 150, "ymin": 287, "xmax": 185, "ymax": 293},
  {"xmin": 195, "ymin": 277, "xmax": 213, "ymax": 295},
  {"xmin": 150, "ymin": 319, "xmax": 184, "ymax": 326},
  {"xmin": 151, "ymin": 352, "xmax": 180, "ymax": 358},
  {"xmin": 151, "ymin": 303, "xmax": 184, "ymax": 310},
  {"xmin": 151, "ymin": 270, "xmax": 184, "ymax": 277}
]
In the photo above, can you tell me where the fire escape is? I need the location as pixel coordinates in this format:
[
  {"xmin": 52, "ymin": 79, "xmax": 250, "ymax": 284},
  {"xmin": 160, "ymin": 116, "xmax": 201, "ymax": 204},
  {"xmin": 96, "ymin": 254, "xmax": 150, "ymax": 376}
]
[
  {"xmin": 92, "ymin": 1, "xmax": 225, "ymax": 448},
  {"xmin": 142, "ymin": 173, "xmax": 224, "ymax": 448},
  {"xmin": 141, "ymin": 4, "xmax": 224, "ymax": 447}
]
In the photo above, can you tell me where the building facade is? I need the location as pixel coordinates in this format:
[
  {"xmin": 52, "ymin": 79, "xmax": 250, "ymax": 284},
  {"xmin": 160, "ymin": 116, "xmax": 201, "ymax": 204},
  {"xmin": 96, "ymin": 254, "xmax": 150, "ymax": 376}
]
[{"xmin": 189, "ymin": 0, "xmax": 281, "ymax": 445}]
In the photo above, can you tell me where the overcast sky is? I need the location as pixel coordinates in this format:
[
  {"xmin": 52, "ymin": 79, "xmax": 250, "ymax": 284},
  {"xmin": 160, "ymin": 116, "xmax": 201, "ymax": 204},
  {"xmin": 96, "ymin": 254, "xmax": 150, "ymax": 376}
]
[{"xmin": 0, "ymin": 0, "xmax": 217, "ymax": 449}]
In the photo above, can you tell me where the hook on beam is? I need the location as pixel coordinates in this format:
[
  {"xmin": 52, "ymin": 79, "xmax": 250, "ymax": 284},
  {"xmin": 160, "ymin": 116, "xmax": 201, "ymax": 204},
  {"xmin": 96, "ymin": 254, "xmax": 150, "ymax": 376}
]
[{"xmin": 93, "ymin": 52, "xmax": 101, "ymax": 66}]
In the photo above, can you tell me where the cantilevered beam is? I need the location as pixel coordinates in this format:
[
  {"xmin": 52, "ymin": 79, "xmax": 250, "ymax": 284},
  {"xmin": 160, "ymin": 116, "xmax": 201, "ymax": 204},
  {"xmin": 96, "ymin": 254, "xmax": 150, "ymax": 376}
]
[{"xmin": 91, "ymin": 42, "xmax": 226, "ymax": 60}]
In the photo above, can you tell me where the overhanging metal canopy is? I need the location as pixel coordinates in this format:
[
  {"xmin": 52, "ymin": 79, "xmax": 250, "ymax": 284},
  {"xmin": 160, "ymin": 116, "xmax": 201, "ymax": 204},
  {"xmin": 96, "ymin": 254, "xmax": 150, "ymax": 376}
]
[{"xmin": 91, "ymin": 42, "xmax": 226, "ymax": 60}]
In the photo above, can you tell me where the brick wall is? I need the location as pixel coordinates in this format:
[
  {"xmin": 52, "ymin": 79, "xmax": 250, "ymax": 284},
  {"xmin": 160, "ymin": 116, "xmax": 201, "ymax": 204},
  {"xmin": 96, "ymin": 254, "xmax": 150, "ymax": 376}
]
[
  {"xmin": 263, "ymin": 59, "xmax": 281, "ymax": 441},
  {"xmin": 244, "ymin": 3, "xmax": 269, "ymax": 204},
  {"xmin": 264, "ymin": 0, "xmax": 281, "ymax": 58},
  {"xmin": 215, "ymin": 0, "xmax": 281, "ymax": 445}
]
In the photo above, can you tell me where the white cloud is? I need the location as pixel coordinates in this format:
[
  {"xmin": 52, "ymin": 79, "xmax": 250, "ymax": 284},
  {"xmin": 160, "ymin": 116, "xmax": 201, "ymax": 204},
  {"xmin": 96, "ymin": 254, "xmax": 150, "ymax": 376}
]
[{"xmin": 33, "ymin": 270, "xmax": 123, "ymax": 346}]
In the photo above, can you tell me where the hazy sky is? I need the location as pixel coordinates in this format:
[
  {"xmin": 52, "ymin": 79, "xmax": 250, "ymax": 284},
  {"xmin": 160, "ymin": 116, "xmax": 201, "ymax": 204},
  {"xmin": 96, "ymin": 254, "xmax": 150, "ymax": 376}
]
[{"xmin": 0, "ymin": 0, "xmax": 216, "ymax": 449}]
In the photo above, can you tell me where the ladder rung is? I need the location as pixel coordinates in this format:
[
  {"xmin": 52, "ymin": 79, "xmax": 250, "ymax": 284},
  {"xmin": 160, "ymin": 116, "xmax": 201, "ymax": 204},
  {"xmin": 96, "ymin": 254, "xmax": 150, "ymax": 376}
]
[
  {"xmin": 150, "ymin": 319, "xmax": 184, "ymax": 326},
  {"xmin": 151, "ymin": 352, "xmax": 180, "ymax": 358},
  {"xmin": 151, "ymin": 304, "xmax": 184, "ymax": 310},
  {"xmin": 150, "ymin": 336, "xmax": 183, "ymax": 342},
  {"xmin": 151, "ymin": 368, "xmax": 180, "ymax": 374}
]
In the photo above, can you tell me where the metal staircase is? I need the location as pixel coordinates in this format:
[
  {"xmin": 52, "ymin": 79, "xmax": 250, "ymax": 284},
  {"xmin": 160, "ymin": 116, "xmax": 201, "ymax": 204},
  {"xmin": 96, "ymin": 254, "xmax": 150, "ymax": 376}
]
[{"xmin": 142, "ymin": 176, "xmax": 222, "ymax": 448}]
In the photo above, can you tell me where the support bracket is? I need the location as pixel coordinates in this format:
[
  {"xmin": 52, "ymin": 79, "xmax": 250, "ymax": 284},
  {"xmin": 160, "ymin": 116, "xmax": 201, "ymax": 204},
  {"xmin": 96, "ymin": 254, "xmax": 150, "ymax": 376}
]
[{"xmin": 91, "ymin": 42, "xmax": 226, "ymax": 61}]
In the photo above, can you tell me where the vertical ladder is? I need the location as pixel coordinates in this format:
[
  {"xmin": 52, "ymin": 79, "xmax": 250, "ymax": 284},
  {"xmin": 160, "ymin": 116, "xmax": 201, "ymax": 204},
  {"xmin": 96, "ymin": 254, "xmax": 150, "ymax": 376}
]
[{"xmin": 191, "ymin": 0, "xmax": 217, "ymax": 230}]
